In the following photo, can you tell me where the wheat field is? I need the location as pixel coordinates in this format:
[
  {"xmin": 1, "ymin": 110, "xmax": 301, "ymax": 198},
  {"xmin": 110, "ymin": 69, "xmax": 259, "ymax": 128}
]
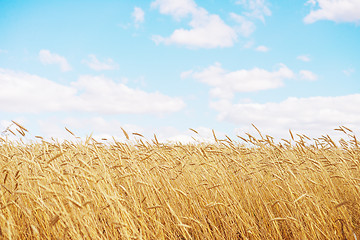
[{"xmin": 0, "ymin": 122, "xmax": 360, "ymax": 239}]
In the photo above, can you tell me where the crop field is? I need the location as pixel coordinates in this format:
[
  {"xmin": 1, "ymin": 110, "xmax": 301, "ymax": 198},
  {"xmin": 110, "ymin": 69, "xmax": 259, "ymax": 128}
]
[{"xmin": 0, "ymin": 123, "xmax": 360, "ymax": 239}]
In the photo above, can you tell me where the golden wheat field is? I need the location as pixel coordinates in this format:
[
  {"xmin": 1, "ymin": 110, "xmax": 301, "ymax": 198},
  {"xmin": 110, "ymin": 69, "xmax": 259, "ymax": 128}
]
[{"xmin": 0, "ymin": 122, "xmax": 360, "ymax": 239}]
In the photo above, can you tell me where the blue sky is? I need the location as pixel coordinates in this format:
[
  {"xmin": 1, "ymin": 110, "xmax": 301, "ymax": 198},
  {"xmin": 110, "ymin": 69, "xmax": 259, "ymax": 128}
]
[{"xmin": 1, "ymin": 0, "xmax": 359, "ymax": 142}]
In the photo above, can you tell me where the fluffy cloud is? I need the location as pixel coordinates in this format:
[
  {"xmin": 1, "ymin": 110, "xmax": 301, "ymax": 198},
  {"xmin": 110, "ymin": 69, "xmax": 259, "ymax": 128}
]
[
  {"xmin": 210, "ymin": 94, "xmax": 360, "ymax": 140},
  {"xmin": 72, "ymin": 75, "xmax": 185, "ymax": 114},
  {"xmin": 236, "ymin": 0, "xmax": 272, "ymax": 22},
  {"xmin": 151, "ymin": 0, "xmax": 272, "ymax": 48},
  {"xmin": 0, "ymin": 68, "xmax": 77, "ymax": 112},
  {"xmin": 255, "ymin": 45, "xmax": 269, "ymax": 52},
  {"xmin": 299, "ymin": 70, "xmax": 318, "ymax": 81},
  {"xmin": 231, "ymin": 0, "xmax": 271, "ymax": 38},
  {"xmin": 82, "ymin": 54, "xmax": 119, "ymax": 71},
  {"xmin": 230, "ymin": 13, "xmax": 256, "ymax": 37},
  {"xmin": 297, "ymin": 55, "xmax": 311, "ymax": 62},
  {"xmin": 39, "ymin": 50, "xmax": 72, "ymax": 72},
  {"xmin": 132, "ymin": 7, "xmax": 145, "ymax": 27},
  {"xmin": 304, "ymin": 0, "xmax": 360, "ymax": 23},
  {"xmin": 183, "ymin": 63, "xmax": 294, "ymax": 99},
  {"xmin": 151, "ymin": 0, "xmax": 237, "ymax": 48},
  {"xmin": 0, "ymin": 68, "xmax": 185, "ymax": 114},
  {"xmin": 151, "ymin": 0, "xmax": 198, "ymax": 20}
]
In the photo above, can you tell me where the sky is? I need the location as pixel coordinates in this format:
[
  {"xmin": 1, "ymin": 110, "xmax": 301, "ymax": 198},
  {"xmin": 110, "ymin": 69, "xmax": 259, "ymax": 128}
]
[{"xmin": 0, "ymin": 0, "xmax": 360, "ymax": 143}]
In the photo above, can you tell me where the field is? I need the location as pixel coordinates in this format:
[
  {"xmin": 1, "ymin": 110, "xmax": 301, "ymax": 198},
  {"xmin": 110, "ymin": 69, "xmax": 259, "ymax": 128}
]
[{"xmin": 1, "ymin": 123, "xmax": 360, "ymax": 239}]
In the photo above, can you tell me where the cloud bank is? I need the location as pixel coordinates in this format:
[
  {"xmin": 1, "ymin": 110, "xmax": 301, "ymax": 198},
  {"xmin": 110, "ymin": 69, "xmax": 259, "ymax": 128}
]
[
  {"xmin": 0, "ymin": 68, "xmax": 185, "ymax": 114},
  {"xmin": 304, "ymin": 0, "xmax": 360, "ymax": 23},
  {"xmin": 210, "ymin": 94, "xmax": 360, "ymax": 140},
  {"xmin": 151, "ymin": 0, "xmax": 237, "ymax": 48},
  {"xmin": 183, "ymin": 63, "xmax": 295, "ymax": 99}
]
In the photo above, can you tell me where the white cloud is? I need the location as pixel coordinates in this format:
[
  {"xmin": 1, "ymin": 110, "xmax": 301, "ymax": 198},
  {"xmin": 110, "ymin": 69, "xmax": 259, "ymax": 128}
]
[
  {"xmin": 0, "ymin": 68, "xmax": 185, "ymax": 114},
  {"xmin": 82, "ymin": 54, "xmax": 119, "ymax": 71},
  {"xmin": 343, "ymin": 68, "xmax": 355, "ymax": 76},
  {"xmin": 0, "ymin": 68, "xmax": 77, "ymax": 112},
  {"xmin": 304, "ymin": 0, "xmax": 360, "ymax": 24},
  {"xmin": 299, "ymin": 70, "xmax": 318, "ymax": 81},
  {"xmin": 184, "ymin": 63, "xmax": 294, "ymax": 99},
  {"xmin": 72, "ymin": 75, "xmax": 185, "ymax": 114},
  {"xmin": 297, "ymin": 55, "xmax": 311, "ymax": 62},
  {"xmin": 39, "ymin": 49, "xmax": 72, "ymax": 72},
  {"xmin": 151, "ymin": 0, "xmax": 237, "ymax": 48},
  {"xmin": 210, "ymin": 94, "xmax": 360, "ymax": 140},
  {"xmin": 230, "ymin": 0, "xmax": 271, "ymax": 39},
  {"xmin": 255, "ymin": 45, "xmax": 269, "ymax": 52},
  {"xmin": 0, "ymin": 49, "xmax": 7, "ymax": 54},
  {"xmin": 230, "ymin": 13, "xmax": 256, "ymax": 37},
  {"xmin": 132, "ymin": 7, "xmax": 145, "ymax": 27},
  {"xmin": 151, "ymin": 0, "xmax": 198, "ymax": 20},
  {"xmin": 236, "ymin": 0, "xmax": 272, "ymax": 22}
]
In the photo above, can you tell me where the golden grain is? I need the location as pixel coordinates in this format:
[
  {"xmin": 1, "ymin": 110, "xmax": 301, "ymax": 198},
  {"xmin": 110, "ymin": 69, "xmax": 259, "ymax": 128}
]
[{"xmin": 0, "ymin": 126, "xmax": 359, "ymax": 239}]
